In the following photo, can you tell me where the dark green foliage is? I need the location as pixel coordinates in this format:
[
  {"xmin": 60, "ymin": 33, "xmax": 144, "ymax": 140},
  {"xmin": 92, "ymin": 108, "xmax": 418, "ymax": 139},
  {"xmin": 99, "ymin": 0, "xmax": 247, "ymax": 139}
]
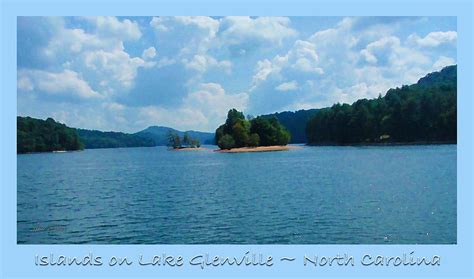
[
  {"xmin": 231, "ymin": 120, "xmax": 250, "ymax": 147},
  {"xmin": 306, "ymin": 65, "xmax": 457, "ymax": 144},
  {"xmin": 17, "ymin": 116, "xmax": 84, "ymax": 153},
  {"xmin": 250, "ymin": 116, "xmax": 291, "ymax": 146},
  {"xmin": 218, "ymin": 134, "xmax": 236, "ymax": 149},
  {"xmin": 215, "ymin": 109, "xmax": 291, "ymax": 149},
  {"xmin": 182, "ymin": 132, "xmax": 191, "ymax": 146},
  {"xmin": 190, "ymin": 138, "xmax": 201, "ymax": 148},
  {"xmin": 248, "ymin": 133, "xmax": 260, "ymax": 147},
  {"xmin": 167, "ymin": 130, "xmax": 182, "ymax": 149},
  {"xmin": 261, "ymin": 109, "xmax": 318, "ymax": 143},
  {"xmin": 76, "ymin": 129, "xmax": 155, "ymax": 149}
]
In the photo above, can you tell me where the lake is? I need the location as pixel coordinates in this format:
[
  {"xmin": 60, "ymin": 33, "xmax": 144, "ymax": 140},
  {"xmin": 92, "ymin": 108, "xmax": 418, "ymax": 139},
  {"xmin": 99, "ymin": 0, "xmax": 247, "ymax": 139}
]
[{"xmin": 17, "ymin": 144, "xmax": 456, "ymax": 244}]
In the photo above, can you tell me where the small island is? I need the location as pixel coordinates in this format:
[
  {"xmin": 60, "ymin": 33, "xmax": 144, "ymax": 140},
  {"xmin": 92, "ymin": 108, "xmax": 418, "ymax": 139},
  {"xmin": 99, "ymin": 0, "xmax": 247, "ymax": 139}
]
[
  {"xmin": 214, "ymin": 109, "xmax": 292, "ymax": 153},
  {"xmin": 167, "ymin": 131, "xmax": 202, "ymax": 150}
]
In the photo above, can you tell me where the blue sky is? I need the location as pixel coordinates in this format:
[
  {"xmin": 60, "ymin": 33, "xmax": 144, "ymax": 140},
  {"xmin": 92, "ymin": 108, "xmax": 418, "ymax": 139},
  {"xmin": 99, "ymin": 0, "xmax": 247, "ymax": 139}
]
[{"xmin": 17, "ymin": 16, "xmax": 457, "ymax": 132}]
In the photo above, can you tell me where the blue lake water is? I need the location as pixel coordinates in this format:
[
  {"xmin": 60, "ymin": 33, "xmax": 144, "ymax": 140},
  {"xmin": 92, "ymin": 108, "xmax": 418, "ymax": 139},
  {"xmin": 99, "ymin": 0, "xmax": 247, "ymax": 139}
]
[{"xmin": 17, "ymin": 144, "xmax": 456, "ymax": 244}]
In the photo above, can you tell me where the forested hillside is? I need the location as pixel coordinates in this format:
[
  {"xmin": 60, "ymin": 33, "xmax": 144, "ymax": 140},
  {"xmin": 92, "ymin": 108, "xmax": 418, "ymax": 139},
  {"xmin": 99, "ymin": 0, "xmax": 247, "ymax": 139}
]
[
  {"xmin": 17, "ymin": 117, "xmax": 84, "ymax": 153},
  {"xmin": 306, "ymin": 65, "xmax": 456, "ymax": 144},
  {"xmin": 76, "ymin": 129, "xmax": 155, "ymax": 149}
]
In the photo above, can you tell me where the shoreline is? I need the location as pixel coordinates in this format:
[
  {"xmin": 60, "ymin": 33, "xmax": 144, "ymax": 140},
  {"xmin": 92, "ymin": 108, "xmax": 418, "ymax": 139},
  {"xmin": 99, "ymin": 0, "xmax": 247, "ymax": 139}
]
[
  {"xmin": 215, "ymin": 145, "xmax": 302, "ymax": 153},
  {"xmin": 170, "ymin": 147, "xmax": 209, "ymax": 151},
  {"xmin": 306, "ymin": 141, "xmax": 457, "ymax": 147}
]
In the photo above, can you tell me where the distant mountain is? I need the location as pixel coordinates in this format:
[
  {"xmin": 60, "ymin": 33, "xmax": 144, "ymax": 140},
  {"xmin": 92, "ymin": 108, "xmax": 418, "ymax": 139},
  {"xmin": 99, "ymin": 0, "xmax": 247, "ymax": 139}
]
[
  {"xmin": 76, "ymin": 129, "xmax": 155, "ymax": 149},
  {"xmin": 261, "ymin": 109, "xmax": 319, "ymax": 143},
  {"xmin": 136, "ymin": 126, "xmax": 215, "ymax": 145}
]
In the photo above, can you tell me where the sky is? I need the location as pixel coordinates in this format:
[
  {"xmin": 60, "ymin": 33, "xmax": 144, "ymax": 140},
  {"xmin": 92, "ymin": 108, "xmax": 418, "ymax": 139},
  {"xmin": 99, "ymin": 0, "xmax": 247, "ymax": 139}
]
[{"xmin": 17, "ymin": 16, "xmax": 457, "ymax": 133}]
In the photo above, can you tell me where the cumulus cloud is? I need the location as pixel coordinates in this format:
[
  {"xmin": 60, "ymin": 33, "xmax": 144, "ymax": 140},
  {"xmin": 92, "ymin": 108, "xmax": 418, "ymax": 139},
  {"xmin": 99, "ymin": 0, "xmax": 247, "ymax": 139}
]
[
  {"xmin": 149, "ymin": 16, "xmax": 297, "ymax": 76},
  {"xmin": 142, "ymin": 47, "xmax": 156, "ymax": 60},
  {"xmin": 252, "ymin": 39, "xmax": 323, "ymax": 88},
  {"xmin": 135, "ymin": 83, "xmax": 248, "ymax": 131},
  {"xmin": 275, "ymin": 80, "xmax": 299, "ymax": 91},
  {"xmin": 17, "ymin": 16, "xmax": 457, "ymax": 132},
  {"xmin": 360, "ymin": 36, "xmax": 401, "ymax": 64},
  {"xmin": 84, "ymin": 49, "xmax": 153, "ymax": 91},
  {"xmin": 432, "ymin": 56, "xmax": 455, "ymax": 71},
  {"xmin": 183, "ymin": 83, "xmax": 249, "ymax": 127},
  {"xmin": 18, "ymin": 69, "xmax": 102, "ymax": 100},
  {"xmin": 182, "ymin": 54, "xmax": 232, "ymax": 74},
  {"xmin": 151, "ymin": 16, "xmax": 219, "ymax": 37},
  {"xmin": 218, "ymin": 16, "xmax": 297, "ymax": 45},
  {"xmin": 408, "ymin": 31, "xmax": 457, "ymax": 47},
  {"xmin": 82, "ymin": 16, "xmax": 142, "ymax": 41},
  {"xmin": 150, "ymin": 16, "xmax": 219, "ymax": 55},
  {"xmin": 30, "ymin": 17, "xmax": 153, "ymax": 96}
]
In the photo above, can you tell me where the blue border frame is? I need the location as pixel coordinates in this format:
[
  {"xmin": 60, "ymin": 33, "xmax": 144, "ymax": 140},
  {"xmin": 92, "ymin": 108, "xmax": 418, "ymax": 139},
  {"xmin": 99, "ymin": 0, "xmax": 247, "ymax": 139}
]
[{"xmin": 1, "ymin": 0, "xmax": 473, "ymax": 278}]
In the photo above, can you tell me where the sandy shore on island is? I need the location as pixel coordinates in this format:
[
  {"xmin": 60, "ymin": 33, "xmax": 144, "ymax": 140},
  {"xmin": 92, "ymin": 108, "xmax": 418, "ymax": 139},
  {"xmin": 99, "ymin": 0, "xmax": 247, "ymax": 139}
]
[
  {"xmin": 215, "ymin": 145, "xmax": 302, "ymax": 153},
  {"xmin": 170, "ymin": 147, "xmax": 210, "ymax": 151}
]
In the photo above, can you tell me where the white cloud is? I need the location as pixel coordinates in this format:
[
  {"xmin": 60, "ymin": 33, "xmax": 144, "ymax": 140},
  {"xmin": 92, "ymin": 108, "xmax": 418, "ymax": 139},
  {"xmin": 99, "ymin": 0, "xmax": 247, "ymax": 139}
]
[
  {"xmin": 184, "ymin": 83, "xmax": 248, "ymax": 125},
  {"xmin": 149, "ymin": 16, "xmax": 297, "ymax": 77},
  {"xmin": 432, "ymin": 56, "xmax": 455, "ymax": 71},
  {"xmin": 18, "ymin": 69, "xmax": 102, "ymax": 100},
  {"xmin": 219, "ymin": 16, "xmax": 297, "ymax": 45},
  {"xmin": 18, "ymin": 16, "xmax": 457, "ymax": 132},
  {"xmin": 252, "ymin": 39, "xmax": 323, "ymax": 88},
  {"xmin": 137, "ymin": 106, "xmax": 209, "ymax": 131},
  {"xmin": 359, "ymin": 36, "xmax": 401, "ymax": 64},
  {"xmin": 149, "ymin": 17, "xmax": 169, "ymax": 32},
  {"xmin": 252, "ymin": 59, "xmax": 275, "ymax": 85},
  {"xmin": 39, "ymin": 17, "xmax": 151, "ymax": 95},
  {"xmin": 275, "ymin": 80, "xmax": 299, "ymax": 91},
  {"xmin": 142, "ymin": 47, "xmax": 156, "ymax": 60},
  {"xmin": 136, "ymin": 83, "xmax": 248, "ymax": 131},
  {"xmin": 150, "ymin": 16, "xmax": 219, "ymax": 55},
  {"xmin": 156, "ymin": 57, "xmax": 176, "ymax": 68},
  {"xmin": 151, "ymin": 16, "xmax": 220, "ymax": 38},
  {"xmin": 173, "ymin": 16, "xmax": 220, "ymax": 35},
  {"xmin": 82, "ymin": 16, "xmax": 142, "ymax": 41},
  {"xmin": 408, "ymin": 31, "xmax": 457, "ymax": 47},
  {"xmin": 84, "ymin": 49, "xmax": 151, "ymax": 90},
  {"xmin": 182, "ymin": 55, "xmax": 232, "ymax": 74}
]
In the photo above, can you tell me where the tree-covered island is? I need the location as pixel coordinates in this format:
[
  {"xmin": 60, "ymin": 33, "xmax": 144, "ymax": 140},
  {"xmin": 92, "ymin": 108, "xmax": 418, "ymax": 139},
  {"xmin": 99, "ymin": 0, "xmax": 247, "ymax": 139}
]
[
  {"xmin": 167, "ymin": 131, "xmax": 202, "ymax": 150},
  {"xmin": 215, "ymin": 109, "xmax": 292, "ymax": 152}
]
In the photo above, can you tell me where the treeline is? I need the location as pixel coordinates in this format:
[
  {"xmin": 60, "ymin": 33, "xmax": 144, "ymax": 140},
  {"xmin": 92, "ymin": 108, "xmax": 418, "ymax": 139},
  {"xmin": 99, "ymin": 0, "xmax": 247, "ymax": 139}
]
[
  {"xmin": 215, "ymin": 109, "xmax": 291, "ymax": 149},
  {"xmin": 76, "ymin": 129, "xmax": 155, "ymax": 149},
  {"xmin": 306, "ymin": 65, "xmax": 457, "ymax": 144},
  {"xmin": 17, "ymin": 117, "xmax": 84, "ymax": 153}
]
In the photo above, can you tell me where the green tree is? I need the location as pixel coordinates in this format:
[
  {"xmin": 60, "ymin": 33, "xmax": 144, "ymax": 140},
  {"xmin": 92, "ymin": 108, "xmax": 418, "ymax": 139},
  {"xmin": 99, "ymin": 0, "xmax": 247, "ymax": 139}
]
[
  {"xmin": 232, "ymin": 120, "xmax": 250, "ymax": 147},
  {"xmin": 218, "ymin": 134, "xmax": 236, "ymax": 149},
  {"xmin": 183, "ymin": 132, "xmax": 190, "ymax": 146},
  {"xmin": 248, "ymin": 133, "xmax": 260, "ymax": 147},
  {"xmin": 166, "ymin": 130, "xmax": 181, "ymax": 149}
]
